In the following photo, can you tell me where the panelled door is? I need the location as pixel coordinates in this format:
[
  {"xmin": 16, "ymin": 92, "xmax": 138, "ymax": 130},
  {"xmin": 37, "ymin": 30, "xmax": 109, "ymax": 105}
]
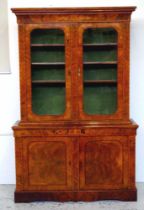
[
  {"xmin": 79, "ymin": 137, "xmax": 128, "ymax": 190},
  {"xmin": 22, "ymin": 137, "xmax": 75, "ymax": 191}
]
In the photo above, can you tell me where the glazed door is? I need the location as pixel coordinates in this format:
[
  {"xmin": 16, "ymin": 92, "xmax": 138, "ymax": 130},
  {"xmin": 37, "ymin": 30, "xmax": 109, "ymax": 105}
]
[
  {"xmin": 22, "ymin": 137, "xmax": 74, "ymax": 191},
  {"xmin": 24, "ymin": 25, "xmax": 72, "ymax": 121},
  {"xmin": 79, "ymin": 137, "xmax": 128, "ymax": 190},
  {"xmin": 77, "ymin": 23, "xmax": 127, "ymax": 120}
]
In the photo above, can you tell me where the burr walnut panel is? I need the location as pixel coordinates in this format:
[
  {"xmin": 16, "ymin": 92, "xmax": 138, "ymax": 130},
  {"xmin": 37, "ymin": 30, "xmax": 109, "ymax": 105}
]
[
  {"xmin": 28, "ymin": 142, "xmax": 66, "ymax": 185},
  {"xmin": 22, "ymin": 137, "xmax": 74, "ymax": 191},
  {"xmin": 80, "ymin": 139, "xmax": 124, "ymax": 189}
]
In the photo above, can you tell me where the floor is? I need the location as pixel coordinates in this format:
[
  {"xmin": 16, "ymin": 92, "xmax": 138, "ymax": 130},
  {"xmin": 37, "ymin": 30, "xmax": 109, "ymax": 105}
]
[{"xmin": 0, "ymin": 184, "xmax": 144, "ymax": 210}]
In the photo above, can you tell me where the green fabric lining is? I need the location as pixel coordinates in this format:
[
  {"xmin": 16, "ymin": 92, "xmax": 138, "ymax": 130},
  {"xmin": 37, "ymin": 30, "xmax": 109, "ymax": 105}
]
[
  {"xmin": 31, "ymin": 28, "xmax": 118, "ymax": 116},
  {"xmin": 83, "ymin": 49, "xmax": 117, "ymax": 62},
  {"xmin": 84, "ymin": 85, "xmax": 117, "ymax": 115},
  {"xmin": 31, "ymin": 48, "xmax": 65, "ymax": 62},
  {"xmin": 31, "ymin": 29, "xmax": 66, "ymax": 115},
  {"xmin": 84, "ymin": 67, "xmax": 117, "ymax": 80},
  {"xmin": 32, "ymin": 67, "xmax": 65, "ymax": 80},
  {"xmin": 31, "ymin": 29, "xmax": 64, "ymax": 44},
  {"xmin": 32, "ymin": 86, "xmax": 65, "ymax": 115},
  {"xmin": 83, "ymin": 28, "xmax": 117, "ymax": 43},
  {"xmin": 83, "ymin": 28, "xmax": 117, "ymax": 115}
]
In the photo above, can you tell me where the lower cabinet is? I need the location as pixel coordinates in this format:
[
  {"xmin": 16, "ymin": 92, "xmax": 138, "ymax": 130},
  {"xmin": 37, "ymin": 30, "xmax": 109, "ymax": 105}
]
[{"xmin": 14, "ymin": 128, "xmax": 136, "ymax": 202}]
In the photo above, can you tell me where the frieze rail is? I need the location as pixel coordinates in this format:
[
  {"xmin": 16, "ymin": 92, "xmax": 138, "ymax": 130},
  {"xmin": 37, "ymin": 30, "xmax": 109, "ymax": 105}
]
[{"xmin": 14, "ymin": 127, "xmax": 136, "ymax": 137}]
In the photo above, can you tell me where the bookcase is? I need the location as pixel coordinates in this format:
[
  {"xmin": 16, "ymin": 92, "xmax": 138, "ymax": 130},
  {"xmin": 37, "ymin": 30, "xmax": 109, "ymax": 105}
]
[{"xmin": 12, "ymin": 7, "xmax": 138, "ymax": 202}]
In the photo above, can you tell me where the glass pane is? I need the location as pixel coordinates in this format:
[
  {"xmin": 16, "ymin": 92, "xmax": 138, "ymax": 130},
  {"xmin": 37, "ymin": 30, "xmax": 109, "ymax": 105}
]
[
  {"xmin": 31, "ymin": 47, "xmax": 65, "ymax": 63},
  {"xmin": 32, "ymin": 86, "xmax": 65, "ymax": 115},
  {"xmin": 31, "ymin": 29, "xmax": 66, "ymax": 115},
  {"xmin": 83, "ymin": 28, "xmax": 117, "ymax": 43},
  {"xmin": 31, "ymin": 29, "xmax": 64, "ymax": 44},
  {"xmin": 84, "ymin": 66, "xmax": 117, "ymax": 80},
  {"xmin": 32, "ymin": 66, "xmax": 65, "ymax": 81},
  {"xmin": 83, "ymin": 28, "xmax": 117, "ymax": 115},
  {"xmin": 84, "ymin": 48, "xmax": 117, "ymax": 62},
  {"xmin": 84, "ymin": 85, "xmax": 117, "ymax": 115}
]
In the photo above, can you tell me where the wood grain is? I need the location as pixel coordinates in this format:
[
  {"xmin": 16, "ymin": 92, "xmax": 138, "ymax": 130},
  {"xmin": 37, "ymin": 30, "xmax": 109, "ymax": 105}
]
[{"xmin": 12, "ymin": 7, "xmax": 137, "ymax": 202}]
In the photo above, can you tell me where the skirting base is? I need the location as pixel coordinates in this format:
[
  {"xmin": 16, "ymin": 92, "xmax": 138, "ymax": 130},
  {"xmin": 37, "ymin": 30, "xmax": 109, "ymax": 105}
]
[{"xmin": 15, "ymin": 188, "xmax": 137, "ymax": 202}]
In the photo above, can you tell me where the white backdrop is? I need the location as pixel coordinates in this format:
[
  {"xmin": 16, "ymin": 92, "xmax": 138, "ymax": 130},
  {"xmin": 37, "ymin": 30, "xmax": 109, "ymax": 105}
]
[
  {"xmin": 0, "ymin": 0, "xmax": 10, "ymax": 73},
  {"xmin": 0, "ymin": 0, "xmax": 144, "ymax": 184}
]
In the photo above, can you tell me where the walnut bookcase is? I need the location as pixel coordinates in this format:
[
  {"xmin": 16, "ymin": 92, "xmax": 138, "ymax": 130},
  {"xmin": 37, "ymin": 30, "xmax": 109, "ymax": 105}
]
[{"xmin": 12, "ymin": 7, "xmax": 138, "ymax": 202}]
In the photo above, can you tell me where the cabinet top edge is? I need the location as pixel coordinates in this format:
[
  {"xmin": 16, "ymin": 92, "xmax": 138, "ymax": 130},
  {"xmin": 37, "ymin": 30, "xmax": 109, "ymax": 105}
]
[{"xmin": 11, "ymin": 7, "xmax": 136, "ymax": 15}]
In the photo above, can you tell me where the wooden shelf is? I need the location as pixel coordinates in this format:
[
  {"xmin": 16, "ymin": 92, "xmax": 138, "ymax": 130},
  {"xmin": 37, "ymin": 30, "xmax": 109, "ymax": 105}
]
[
  {"xmin": 84, "ymin": 80, "xmax": 117, "ymax": 85},
  {"xmin": 31, "ymin": 62, "xmax": 65, "ymax": 66},
  {"xmin": 31, "ymin": 43, "xmax": 116, "ymax": 48},
  {"xmin": 84, "ymin": 43, "xmax": 117, "ymax": 48},
  {"xmin": 84, "ymin": 61, "xmax": 117, "ymax": 65},
  {"xmin": 31, "ymin": 44, "xmax": 64, "ymax": 48},
  {"xmin": 31, "ymin": 43, "xmax": 116, "ymax": 47},
  {"xmin": 32, "ymin": 62, "xmax": 116, "ymax": 67},
  {"xmin": 32, "ymin": 80, "xmax": 65, "ymax": 85},
  {"xmin": 32, "ymin": 79, "xmax": 117, "ymax": 86}
]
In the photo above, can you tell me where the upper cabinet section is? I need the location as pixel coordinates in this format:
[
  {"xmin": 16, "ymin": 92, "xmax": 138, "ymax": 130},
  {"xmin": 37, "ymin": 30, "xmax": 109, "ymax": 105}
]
[{"xmin": 12, "ymin": 7, "xmax": 136, "ymax": 123}]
